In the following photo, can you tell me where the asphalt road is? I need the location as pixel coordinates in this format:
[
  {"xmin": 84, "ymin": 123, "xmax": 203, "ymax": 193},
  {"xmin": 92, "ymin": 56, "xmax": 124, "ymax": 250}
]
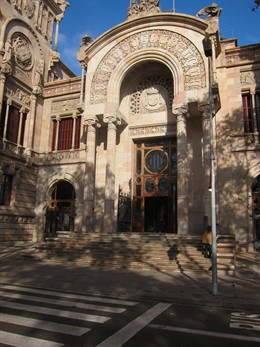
[{"xmin": 0, "ymin": 282, "xmax": 260, "ymax": 347}]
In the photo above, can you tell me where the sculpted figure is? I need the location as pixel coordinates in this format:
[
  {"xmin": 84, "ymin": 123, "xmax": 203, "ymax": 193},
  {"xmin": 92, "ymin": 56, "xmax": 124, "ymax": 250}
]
[
  {"xmin": 196, "ymin": 3, "xmax": 222, "ymax": 18},
  {"xmin": 128, "ymin": 0, "xmax": 160, "ymax": 17},
  {"xmin": 2, "ymin": 40, "xmax": 12, "ymax": 63}
]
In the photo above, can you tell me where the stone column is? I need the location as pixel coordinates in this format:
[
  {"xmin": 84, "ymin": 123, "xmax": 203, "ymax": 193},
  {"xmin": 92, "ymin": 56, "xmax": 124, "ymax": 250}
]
[
  {"xmin": 82, "ymin": 118, "xmax": 100, "ymax": 232},
  {"xmin": 103, "ymin": 114, "xmax": 121, "ymax": 233},
  {"xmin": 199, "ymin": 102, "xmax": 211, "ymax": 227},
  {"xmin": 172, "ymin": 104, "xmax": 189, "ymax": 235},
  {"xmin": 80, "ymin": 63, "xmax": 86, "ymax": 104},
  {"xmin": 17, "ymin": 107, "xmax": 25, "ymax": 146},
  {"xmin": 53, "ymin": 14, "xmax": 63, "ymax": 51},
  {"xmin": 26, "ymin": 88, "xmax": 41, "ymax": 154},
  {"xmin": 3, "ymin": 99, "xmax": 11, "ymax": 141},
  {"xmin": 54, "ymin": 115, "xmax": 60, "ymax": 151}
]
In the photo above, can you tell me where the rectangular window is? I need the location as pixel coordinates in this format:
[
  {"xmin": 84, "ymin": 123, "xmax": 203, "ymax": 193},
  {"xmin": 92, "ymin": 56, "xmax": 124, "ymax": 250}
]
[
  {"xmin": 242, "ymin": 94, "xmax": 254, "ymax": 133},
  {"xmin": 0, "ymin": 174, "xmax": 12, "ymax": 206},
  {"xmin": 7, "ymin": 106, "xmax": 20, "ymax": 143},
  {"xmin": 52, "ymin": 116, "xmax": 81, "ymax": 151}
]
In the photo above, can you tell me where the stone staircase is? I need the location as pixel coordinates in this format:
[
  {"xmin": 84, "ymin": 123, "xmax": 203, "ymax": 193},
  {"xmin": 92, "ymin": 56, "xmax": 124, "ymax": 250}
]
[{"xmin": 30, "ymin": 233, "xmax": 236, "ymax": 274}]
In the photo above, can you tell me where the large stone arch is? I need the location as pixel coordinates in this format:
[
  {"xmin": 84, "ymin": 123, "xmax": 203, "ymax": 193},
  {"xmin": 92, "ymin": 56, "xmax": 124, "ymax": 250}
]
[
  {"xmin": 107, "ymin": 50, "xmax": 180, "ymax": 107},
  {"xmin": 90, "ymin": 29, "xmax": 206, "ymax": 105}
]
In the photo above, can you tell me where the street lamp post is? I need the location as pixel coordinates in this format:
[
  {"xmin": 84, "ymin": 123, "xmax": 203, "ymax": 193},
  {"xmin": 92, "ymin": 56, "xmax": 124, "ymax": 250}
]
[{"xmin": 203, "ymin": 37, "xmax": 218, "ymax": 296}]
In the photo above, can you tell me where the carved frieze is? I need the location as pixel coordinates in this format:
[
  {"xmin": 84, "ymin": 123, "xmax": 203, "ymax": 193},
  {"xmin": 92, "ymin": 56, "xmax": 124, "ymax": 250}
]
[
  {"xmin": 51, "ymin": 97, "xmax": 80, "ymax": 113},
  {"xmin": 90, "ymin": 30, "xmax": 206, "ymax": 104},
  {"xmin": 129, "ymin": 123, "xmax": 175, "ymax": 136},
  {"xmin": 226, "ymin": 51, "xmax": 260, "ymax": 66},
  {"xmin": 44, "ymin": 82, "xmax": 81, "ymax": 97},
  {"xmin": 240, "ymin": 70, "xmax": 260, "ymax": 86},
  {"xmin": 39, "ymin": 150, "xmax": 81, "ymax": 163}
]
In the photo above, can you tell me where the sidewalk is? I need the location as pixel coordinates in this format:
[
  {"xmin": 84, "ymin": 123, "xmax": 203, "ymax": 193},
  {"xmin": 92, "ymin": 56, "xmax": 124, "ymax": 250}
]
[{"xmin": 0, "ymin": 245, "xmax": 259, "ymax": 311}]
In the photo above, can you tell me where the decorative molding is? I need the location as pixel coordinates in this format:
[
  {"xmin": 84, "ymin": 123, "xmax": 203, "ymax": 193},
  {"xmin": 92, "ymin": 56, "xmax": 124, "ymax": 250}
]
[
  {"xmin": 129, "ymin": 123, "xmax": 175, "ymax": 136},
  {"xmin": 90, "ymin": 30, "xmax": 206, "ymax": 104}
]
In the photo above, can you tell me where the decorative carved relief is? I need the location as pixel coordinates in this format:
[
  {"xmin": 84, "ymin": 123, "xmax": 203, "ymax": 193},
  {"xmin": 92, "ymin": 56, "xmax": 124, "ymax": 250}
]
[
  {"xmin": 128, "ymin": 0, "xmax": 160, "ymax": 18},
  {"xmin": 130, "ymin": 75, "xmax": 172, "ymax": 115},
  {"xmin": 129, "ymin": 124, "xmax": 175, "ymax": 136},
  {"xmin": 5, "ymin": 83, "xmax": 31, "ymax": 106},
  {"xmin": 90, "ymin": 30, "xmax": 205, "ymax": 104},
  {"xmin": 24, "ymin": 0, "xmax": 35, "ymax": 18},
  {"xmin": 51, "ymin": 97, "xmax": 80, "ymax": 113},
  {"xmin": 12, "ymin": 33, "xmax": 34, "ymax": 71},
  {"xmin": 240, "ymin": 70, "xmax": 260, "ymax": 86}
]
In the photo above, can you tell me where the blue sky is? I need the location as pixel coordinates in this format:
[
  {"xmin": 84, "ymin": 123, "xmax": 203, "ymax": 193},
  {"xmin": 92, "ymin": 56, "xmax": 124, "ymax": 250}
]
[{"xmin": 58, "ymin": 0, "xmax": 260, "ymax": 76}]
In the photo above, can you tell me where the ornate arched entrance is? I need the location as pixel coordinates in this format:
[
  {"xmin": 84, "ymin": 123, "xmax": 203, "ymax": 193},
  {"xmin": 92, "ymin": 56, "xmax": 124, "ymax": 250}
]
[{"xmin": 45, "ymin": 180, "xmax": 76, "ymax": 237}]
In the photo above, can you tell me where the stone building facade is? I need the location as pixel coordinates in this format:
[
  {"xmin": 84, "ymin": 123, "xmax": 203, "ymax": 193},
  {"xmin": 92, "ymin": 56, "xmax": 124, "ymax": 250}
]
[{"xmin": 0, "ymin": 0, "xmax": 259, "ymax": 253}]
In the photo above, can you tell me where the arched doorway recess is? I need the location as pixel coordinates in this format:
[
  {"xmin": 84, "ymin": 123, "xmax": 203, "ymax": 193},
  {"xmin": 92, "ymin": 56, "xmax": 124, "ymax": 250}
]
[
  {"xmin": 119, "ymin": 61, "xmax": 177, "ymax": 233},
  {"xmin": 45, "ymin": 180, "xmax": 76, "ymax": 236}
]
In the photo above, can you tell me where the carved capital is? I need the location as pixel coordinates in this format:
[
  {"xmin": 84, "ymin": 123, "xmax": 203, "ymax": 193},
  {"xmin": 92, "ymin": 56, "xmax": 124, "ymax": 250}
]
[
  {"xmin": 103, "ymin": 114, "xmax": 121, "ymax": 126},
  {"xmin": 172, "ymin": 104, "xmax": 189, "ymax": 118},
  {"xmin": 84, "ymin": 118, "xmax": 101, "ymax": 128},
  {"xmin": 198, "ymin": 102, "xmax": 210, "ymax": 118}
]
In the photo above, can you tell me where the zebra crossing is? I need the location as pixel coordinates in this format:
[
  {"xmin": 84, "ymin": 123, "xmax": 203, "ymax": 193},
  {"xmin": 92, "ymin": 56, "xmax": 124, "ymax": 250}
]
[{"xmin": 0, "ymin": 283, "xmax": 138, "ymax": 347}]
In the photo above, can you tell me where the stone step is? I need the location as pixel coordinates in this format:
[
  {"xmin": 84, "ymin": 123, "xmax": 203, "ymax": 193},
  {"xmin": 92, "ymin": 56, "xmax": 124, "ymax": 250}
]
[{"xmin": 32, "ymin": 233, "xmax": 236, "ymax": 274}]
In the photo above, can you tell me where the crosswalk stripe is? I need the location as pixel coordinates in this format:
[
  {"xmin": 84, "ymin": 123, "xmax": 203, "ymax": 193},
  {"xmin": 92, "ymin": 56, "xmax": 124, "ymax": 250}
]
[
  {"xmin": 0, "ymin": 313, "xmax": 90, "ymax": 336},
  {"xmin": 1, "ymin": 284, "xmax": 138, "ymax": 306},
  {"xmin": 96, "ymin": 303, "xmax": 171, "ymax": 347},
  {"xmin": 0, "ymin": 331, "xmax": 63, "ymax": 347},
  {"xmin": 0, "ymin": 290, "xmax": 126, "ymax": 313},
  {"xmin": 148, "ymin": 324, "xmax": 260, "ymax": 343},
  {"xmin": 0, "ymin": 299, "xmax": 110, "ymax": 323}
]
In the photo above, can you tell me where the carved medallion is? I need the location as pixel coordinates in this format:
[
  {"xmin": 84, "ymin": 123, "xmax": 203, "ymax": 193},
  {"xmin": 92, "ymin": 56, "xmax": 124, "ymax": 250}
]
[
  {"xmin": 24, "ymin": 0, "xmax": 35, "ymax": 18},
  {"xmin": 12, "ymin": 33, "xmax": 33, "ymax": 70},
  {"xmin": 140, "ymin": 86, "xmax": 166, "ymax": 112}
]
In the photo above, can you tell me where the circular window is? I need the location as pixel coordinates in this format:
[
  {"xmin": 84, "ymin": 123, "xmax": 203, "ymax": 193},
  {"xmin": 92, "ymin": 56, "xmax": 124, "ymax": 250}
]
[{"xmin": 145, "ymin": 150, "xmax": 168, "ymax": 174}]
